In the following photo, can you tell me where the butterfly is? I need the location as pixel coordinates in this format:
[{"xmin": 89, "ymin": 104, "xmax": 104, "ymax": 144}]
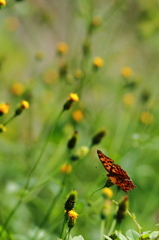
[{"xmin": 97, "ymin": 150, "xmax": 136, "ymax": 193}]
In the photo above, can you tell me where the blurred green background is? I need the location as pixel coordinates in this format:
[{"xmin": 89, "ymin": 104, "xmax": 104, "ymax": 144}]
[{"xmin": 0, "ymin": 0, "xmax": 159, "ymax": 239}]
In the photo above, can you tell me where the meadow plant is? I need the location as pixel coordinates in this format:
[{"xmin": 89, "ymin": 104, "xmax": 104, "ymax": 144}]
[{"xmin": 0, "ymin": 1, "xmax": 159, "ymax": 240}]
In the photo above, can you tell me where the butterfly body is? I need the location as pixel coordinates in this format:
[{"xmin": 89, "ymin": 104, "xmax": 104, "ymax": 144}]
[{"xmin": 97, "ymin": 150, "xmax": 136, "ymax": 193}]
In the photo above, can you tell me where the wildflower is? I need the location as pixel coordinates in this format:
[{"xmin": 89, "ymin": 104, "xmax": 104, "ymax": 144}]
[
  {"xmin": 140, "ymin": 111, "xmax": 154, "ymax": 125},
  {"xmin": 123, "ymin": 93, "xmax": 135, "ymax": 105},
  {"xmin": 0, "ymin": 124, "xmax": 7, "ymax": 133},
  {"xmin": 60, "ymin": 164, "xmax": 72, "ymax": 174},
  {"xmin": 0, "ymin": 103, "xmax": 10, "ymax": 116},
  {"xmin": 100, "ymin": 200, "xmax": 112, "ymax": 219},
  {"xmin": 11, "ymin": 83, "xmax": 25, "ymax": 96},
  {"xmin": 15, "ymin": 100, "xmax": 29, "ymax": 116},
  {"xmin": 43, "ymin": 69, "xmax": 59, "ymax": 84},
  {"xmin": 121, "ymin": 67, "xmax": 133, "ymax": 78},
  {"xmin": 5, "ymin": 17, "xmax": 19, "ymax": 31},
  {"xmin": 35, "ymin": 51, "xmax": 45, "ymax": 60},
  {"xmin": 21, "ymin": 100, "xmax": 29, "ymax": 109},
  {"xmin": 64, "ymin": 190, "xmax": 78, "ymax": 211},
  {"xmin": 57, "ymin": 42, "xmax": 69, "ymax": 55},
  {"xmin": 73, "ymin": 69, "xmax": 83, "ymax": 80},
  {"xmin": 59, "ymin": 62, "xmax": 68, "ymax": 77},
  {"xmin": 102, "ymin": 187, "xmax": 113, "ymax": 199},
  {"xmin": 91, "ymin": 129, "xmax": 106, "ymax": 146},
  {"xmin": 72, "ymin": 110, "xmax": 84, "ymax": 122},
  {"xmin": 140, "ymin": 90, "xmax": 150, "ymax": 103},
  {"xmin": 82, "ymin": 38, "xmax": 91, "ymax": 56},
  {"xmin": 93, "ymin": 57, "xmax": 104, "ymax": 69},
  {"xmin": 67, "ymin": 210, "xmax": 78, "ymax": 229},
  {"xmin": 67, "ymin": 131, "xmax": 78, "ymax": 149},
  {"xmin": 63, "ymin": 93, "xmax": 79, "ymax": 111},
  {"xmin": 0, "ymin": 0, "xmax": 6, "ymax": 6},
  {"xmin": 115, "ymin": 196, "xmax": 129, "ymax": 224},
  {"xmin": 92, "ymin": 16, "xmax": 102, "ymax": 27}
]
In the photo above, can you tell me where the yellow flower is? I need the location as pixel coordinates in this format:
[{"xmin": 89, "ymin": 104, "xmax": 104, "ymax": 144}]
[
  {"xmin": 93, "ymin": 57, "xmax": 104, "ymax": 68},
  {"xmin": 102, "ymin": 188, "xmax": 113, "ymax": 198},
  {"xmin": 21, "ymin": 100, "xmax": 29, "ymax": 109},
  {"xmin": 68, "ymin": 210, "xmax": 78, "ymax": 220},
  {"xmin": 92, "ymin": 16, "xmax": 102, "ymax": 27},
  {"xmin": 73, "ymin": 69, "xmax": 83, "ymax": 80},
  {"xmin": 0, "ymin": 103, "xmax": 10, "ymax": 115},
  {"xmin": 43, "ymin": 69, "xmax": 59, "ymax": 84},
  {"xmin": 69, "ymin": 93, "xmax": 79, "ymax": 102},
  {"xmin": 57, "ymin": 42, "xmax": 69, "ymax": 55},
  {"xmin": 121, "ymin": 67, "xmax": 133, "ymax": 78},
  {"xmin": 11, "ymin": 83, "xmax": 25, "ymax": 95},
  {"xmin": 140, "ymin": 111, "xmax": 154, "ymax": 125},
  {"xmin": 123, "ymin": 93, "xmax": 135, "ymax": 105},
  {"xmin": 35, "ymin": 51, "xmax": 45, "ymax": 60},
  {"xmin": 5, "ymin": 17, "xmax": 19, "ymax": 31},
  {"xmin": 60, "ymin": 164, "xmax": 72, "ymax": 174},
  {"xmin": 0, "ymin": 0, "xmax": 6, "ymax": 6},
  {"xmin": 0, "ymin": 124, "xmax": 7, "ymax": 133},
  {"xmin": 72, "ymin": 110, "xmax": 84, "ymax": 122}
]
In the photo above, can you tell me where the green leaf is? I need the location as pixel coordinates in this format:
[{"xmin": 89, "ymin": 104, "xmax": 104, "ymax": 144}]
[
  {"xmin": 103, "ymin": 235, "xmax": 113, "ymax": 240},
  {"xmin": 126, "ymin": 229, "xmax": 140, "ymax": 240},
  {"xmin": 72, "ymin": 235, "xmax": 85, "ymax": 240},
  {"xmin": 115, "ymin": 230, "xmax": 127, "ymax": 240},
  {"xmin": 141, "ymin": 233, "xmax": 150, "ymax": 239},
  {"xmin": 149, "ymin": 231, "xmax": 159, "ymax": 239}
]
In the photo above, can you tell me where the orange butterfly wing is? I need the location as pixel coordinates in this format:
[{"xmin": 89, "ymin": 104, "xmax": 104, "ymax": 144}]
[{"xmin": 97, "ymin": 150, "xmax": 136, "ymax": 193}]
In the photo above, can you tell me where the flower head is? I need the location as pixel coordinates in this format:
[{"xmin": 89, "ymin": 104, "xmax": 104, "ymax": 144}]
[
  {"xmin": 57, "ymin": 42, "xmax": 69, "ymax": 55},
  {"xmin": 0, "ymin": 103, "xmax": 10, "ymax": 116},
  {"xmin": 67, "ymin": 210, "xmax": 78, "ymax": 229},
  {"xmin": 0, "ymin": 124, "xmax": 7, "ymax": 133},
  {"xmin": 69, "ymin": 93, "xmax": 79, "ymax": 102},
  {"xmin": 11, "ymin": 83, "xmax": 25, "ymax": 96},
  {"xmin": 64, "ymin": 190, "xmax": 78, "ymax": 211},
  {"xmin": 63, "ymin": 93, "xmax": 79, "ymax": 111},
  {"xmin": 115, "ymin": 196, "xmax": 129, "ymax": 224},
  {"xmin": 93, "ymin": 57, "xmax": 104, "ymax": 69},
  {"xmin": 92, "ymin": 16, "xmax": 102, "ymax": 27},
  {"xmin": 91, "ymin": 129, "xmax": 106, "ymax": 146},
  {"xmin": 0, "ymin": 0, "xmax": 6, "ymax": 6},
  {"xmin": 123, "ymin": 93, "xmax": 135, "ymax": 106},
  {"xmin": 21, "ymin": 100, "xmax": 29, "ymax": 109},
  {"xmin": 102, "ymin": 187, "xmax": 113, "ymax": 198},
  {"xmin": 72, "ymin": 110, "xmax": 84, "ymax": 122},
  {"xmin": 67, "ymin": 131, "xmax": 78, "ymax": 149},
  {"xmin": 60, "ymin": 164, "xmax": 72, "ymax": 174},
  {"xmin": 140, "ymin": 111, "xmax": 154, "ymax": 125},
  {"xmin": 121, "ymin": 67, "xmax": 133, "ymax": 78}
]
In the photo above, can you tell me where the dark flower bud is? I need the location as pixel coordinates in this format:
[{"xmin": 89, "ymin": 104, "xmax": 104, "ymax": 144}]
[
  {"xmin": 115, "ymin": 196, "xmax": 129, "ymax": 224},
  {"xmin": 91, "ymin": 129, "xmax": 106, "ymax": 145},
  {"xmin": 64, "ymin": 190, "xmax": 78, "ymax": 211},
  {"xmin": 67, "ymin": 131, "xmax": 78, "ymax": 149}
]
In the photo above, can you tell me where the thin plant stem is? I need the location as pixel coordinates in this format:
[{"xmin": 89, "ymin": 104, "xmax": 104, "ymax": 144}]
[
  {"xmin": 0, "ymin": 110, "xmax": 64, "ymax": 237},
  {"xmin": 3, "ymin": 115, "xmax": 15, "ymax": 126},
  {"xmin": 127, "ymin": 210, "xmax": 142, "ymax": 235},
  {"xmin": 100, "ymin": 219, "xmax": 105, "ymax": 240},
  {"xmin": 107, "ymin": 218, "xmax": 117, "ymax": 236},
  {"xmin": 60, "ymin": 214, "xmax": 68, "ymax": 239}
]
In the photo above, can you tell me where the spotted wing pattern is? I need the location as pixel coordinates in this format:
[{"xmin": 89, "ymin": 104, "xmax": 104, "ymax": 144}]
[{"xmin": 97, "ymin": 150, "xmax": 136, "ymax": 193}]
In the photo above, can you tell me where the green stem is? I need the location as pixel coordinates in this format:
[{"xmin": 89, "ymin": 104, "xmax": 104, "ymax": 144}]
[
  {"xmin": 100, "ymin": 219, "xmax": 105, "ymax": 240},
  {"xmin": 127, "ymin": 210, "xmax": 142, "ymax": 235},
  {"xmin": 67, "ymin": 228, "xmax": 71, "ymax": 240},
  {"xmin": 0, "ymin": 110, "xmax": 63, "ymax": 237},
  {"xmin": 3, "ymin": 114, "xmax": 16, "ymax": 126},
  {"xmin": 60, "ymin": 214, "xmax": 68, "ymax": 239},
  {"xmin": 108, "ymin": 218, "xmax": 117, "ymax": 236}
]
